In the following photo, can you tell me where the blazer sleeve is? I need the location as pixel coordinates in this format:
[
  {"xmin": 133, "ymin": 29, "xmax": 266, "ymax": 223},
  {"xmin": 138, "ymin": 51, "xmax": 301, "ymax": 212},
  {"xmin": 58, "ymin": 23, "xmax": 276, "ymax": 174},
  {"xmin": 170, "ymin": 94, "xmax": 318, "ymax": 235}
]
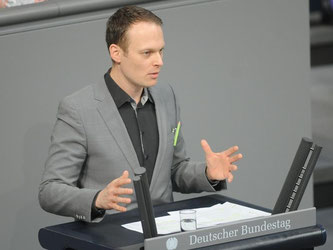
[
  {"xmin": 39, "ymin": 97, "xmax": 103, "ymax": 223},
  {"xmin": 168, "ymin": 85, "xmax": 227, "ymax": 193}
]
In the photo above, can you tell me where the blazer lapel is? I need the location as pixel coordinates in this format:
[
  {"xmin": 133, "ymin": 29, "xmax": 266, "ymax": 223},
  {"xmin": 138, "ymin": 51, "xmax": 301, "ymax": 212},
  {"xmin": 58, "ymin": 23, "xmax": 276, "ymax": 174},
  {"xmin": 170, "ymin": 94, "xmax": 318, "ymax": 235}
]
[
  {"xmin": 149, "ymin": 86, "xmax": 169, "ymax": 192},
  {"xmin": 94, "ymin": 79, "xmax": 140, "ymax": 171}
]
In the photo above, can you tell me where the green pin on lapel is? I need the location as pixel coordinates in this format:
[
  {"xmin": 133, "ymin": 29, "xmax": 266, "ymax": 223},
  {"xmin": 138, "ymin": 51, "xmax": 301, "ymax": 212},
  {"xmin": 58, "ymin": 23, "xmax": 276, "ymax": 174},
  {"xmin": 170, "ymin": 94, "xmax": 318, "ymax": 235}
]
[{"xmin": 173, "ymin": 121, "xmax": 181, "ymax": 146}]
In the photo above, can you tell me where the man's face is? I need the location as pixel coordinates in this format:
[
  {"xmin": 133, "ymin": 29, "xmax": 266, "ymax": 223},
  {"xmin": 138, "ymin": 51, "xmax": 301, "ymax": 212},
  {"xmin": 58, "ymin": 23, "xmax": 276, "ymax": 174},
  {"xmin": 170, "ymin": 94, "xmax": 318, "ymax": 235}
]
[{"xmin": 117, "ymin": 21, "xmax": 165, "ymax": 90}]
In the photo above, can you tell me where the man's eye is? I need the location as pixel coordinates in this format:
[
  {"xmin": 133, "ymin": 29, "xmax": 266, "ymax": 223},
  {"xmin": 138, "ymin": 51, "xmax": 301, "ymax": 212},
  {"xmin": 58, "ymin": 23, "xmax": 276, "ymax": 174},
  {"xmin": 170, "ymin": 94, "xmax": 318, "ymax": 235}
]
[{"xmin": 143, "ymin": 51, "xmax": 150, "ymax": 56}]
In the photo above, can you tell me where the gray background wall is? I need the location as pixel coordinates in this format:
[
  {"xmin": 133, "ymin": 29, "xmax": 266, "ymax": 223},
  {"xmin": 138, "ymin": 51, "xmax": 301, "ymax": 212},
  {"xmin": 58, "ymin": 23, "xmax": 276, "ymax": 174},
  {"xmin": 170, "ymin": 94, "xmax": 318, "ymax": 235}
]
[{"xmin": 0, "ymin": 0, "xmax": 311, "ymax": 249}]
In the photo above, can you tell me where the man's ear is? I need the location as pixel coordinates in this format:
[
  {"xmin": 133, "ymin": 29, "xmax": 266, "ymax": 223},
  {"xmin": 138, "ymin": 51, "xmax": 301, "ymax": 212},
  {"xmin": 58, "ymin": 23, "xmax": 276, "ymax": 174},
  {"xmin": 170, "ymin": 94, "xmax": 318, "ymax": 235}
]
[{"xmin": 109, "ymin": 44, "xmax": 121, "ymax": 63}]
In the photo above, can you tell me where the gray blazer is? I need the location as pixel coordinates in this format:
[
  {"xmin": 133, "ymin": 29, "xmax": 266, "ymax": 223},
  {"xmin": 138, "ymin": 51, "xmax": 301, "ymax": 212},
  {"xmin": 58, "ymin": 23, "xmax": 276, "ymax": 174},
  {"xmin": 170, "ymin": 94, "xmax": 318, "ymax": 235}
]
[{"xmin": 39, "ymin": 78, "xmax": 225, "ymax": 222}]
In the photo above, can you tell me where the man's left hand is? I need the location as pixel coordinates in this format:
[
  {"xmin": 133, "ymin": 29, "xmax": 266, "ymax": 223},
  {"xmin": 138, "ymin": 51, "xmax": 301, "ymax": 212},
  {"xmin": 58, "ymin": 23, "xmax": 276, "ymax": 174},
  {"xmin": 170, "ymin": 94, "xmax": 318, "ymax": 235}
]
[{"xmin": 201, "ymin": 139, "xmax": 242, "ymax": 183}]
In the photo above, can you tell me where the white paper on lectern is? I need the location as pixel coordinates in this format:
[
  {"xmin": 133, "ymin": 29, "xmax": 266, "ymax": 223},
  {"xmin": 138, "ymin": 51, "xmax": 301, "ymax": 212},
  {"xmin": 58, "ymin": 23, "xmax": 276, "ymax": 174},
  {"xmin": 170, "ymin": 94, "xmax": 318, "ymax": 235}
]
[
  {"xmin": 121, "ymin": 202, "xmax": 271, "ymax": 235},
  {"xmin": 122, "ymin": 213, "xmax": 181, "ymax": 235}
]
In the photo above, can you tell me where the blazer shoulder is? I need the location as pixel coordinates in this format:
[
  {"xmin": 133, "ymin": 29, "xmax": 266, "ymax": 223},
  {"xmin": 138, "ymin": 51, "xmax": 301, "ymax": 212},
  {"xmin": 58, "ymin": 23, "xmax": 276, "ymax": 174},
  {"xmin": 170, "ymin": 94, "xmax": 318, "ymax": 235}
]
[{"xmin": 60, "ymin": 84, "xmax": 96, "ymax": 111}]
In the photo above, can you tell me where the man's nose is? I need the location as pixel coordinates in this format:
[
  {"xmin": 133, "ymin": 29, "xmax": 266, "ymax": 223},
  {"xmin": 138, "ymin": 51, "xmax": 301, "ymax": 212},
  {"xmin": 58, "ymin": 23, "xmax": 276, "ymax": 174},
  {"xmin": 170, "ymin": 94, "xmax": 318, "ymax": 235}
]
[{"xmin": 154, "ymin": 53, "xmax": 163, "ymax": 67}]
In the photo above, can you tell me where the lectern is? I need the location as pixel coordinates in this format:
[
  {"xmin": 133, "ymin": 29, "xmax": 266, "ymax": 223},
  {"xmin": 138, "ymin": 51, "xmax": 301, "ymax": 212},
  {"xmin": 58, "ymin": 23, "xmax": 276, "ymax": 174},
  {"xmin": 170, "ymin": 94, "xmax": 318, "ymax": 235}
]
[{"xmin": 38, "ymin": 194, "xmax": 326, "ymax": 250}]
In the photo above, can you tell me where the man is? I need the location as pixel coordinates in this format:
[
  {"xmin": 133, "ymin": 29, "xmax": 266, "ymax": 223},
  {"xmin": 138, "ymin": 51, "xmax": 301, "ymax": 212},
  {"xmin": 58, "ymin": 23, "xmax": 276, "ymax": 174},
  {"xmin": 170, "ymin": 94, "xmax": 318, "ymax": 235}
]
[{"xmin": 39, "ymin": 6, "xmax": 242, "ymax": 223}]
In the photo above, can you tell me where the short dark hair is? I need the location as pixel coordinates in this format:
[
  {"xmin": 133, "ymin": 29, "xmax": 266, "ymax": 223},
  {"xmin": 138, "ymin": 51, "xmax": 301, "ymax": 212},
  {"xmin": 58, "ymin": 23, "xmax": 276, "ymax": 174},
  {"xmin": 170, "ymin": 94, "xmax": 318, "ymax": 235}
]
[{"xmin": 106, "ymin": 6, "xmax": 163, "ymax": 52}]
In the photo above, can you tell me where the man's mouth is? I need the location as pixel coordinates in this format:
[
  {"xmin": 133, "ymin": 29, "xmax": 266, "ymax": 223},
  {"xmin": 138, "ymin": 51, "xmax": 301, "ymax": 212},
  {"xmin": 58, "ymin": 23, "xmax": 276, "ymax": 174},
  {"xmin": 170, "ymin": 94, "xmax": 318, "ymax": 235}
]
[{"xmin": 149, "ymin": 72, "xmax": 159, "ymax": 79}]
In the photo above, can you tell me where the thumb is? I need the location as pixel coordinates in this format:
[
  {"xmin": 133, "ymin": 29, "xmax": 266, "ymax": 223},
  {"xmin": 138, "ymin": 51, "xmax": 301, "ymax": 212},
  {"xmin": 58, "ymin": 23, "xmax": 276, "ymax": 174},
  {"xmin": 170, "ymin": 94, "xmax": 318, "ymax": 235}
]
[{"xmin": 201, "ymin": 139, "xmax": 213, "ymax": 156}]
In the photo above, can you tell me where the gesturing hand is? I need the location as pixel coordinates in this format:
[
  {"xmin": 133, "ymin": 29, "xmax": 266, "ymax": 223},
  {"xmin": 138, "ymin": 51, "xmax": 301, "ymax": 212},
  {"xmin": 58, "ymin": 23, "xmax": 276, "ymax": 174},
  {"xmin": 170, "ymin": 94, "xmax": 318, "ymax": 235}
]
[
  {"xmin": 95, "ymin": 170, "xmax": 133, "ymax": 212},
  {"xmin": 201, "ymin": 139, "xmax": 242, "ymax": 183}
]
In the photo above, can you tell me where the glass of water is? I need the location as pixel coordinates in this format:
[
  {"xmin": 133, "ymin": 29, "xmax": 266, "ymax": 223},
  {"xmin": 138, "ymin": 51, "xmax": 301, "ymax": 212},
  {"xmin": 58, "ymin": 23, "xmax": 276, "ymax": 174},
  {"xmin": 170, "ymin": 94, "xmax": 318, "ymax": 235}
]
[{"xmin": 179, "ymin": 209, "xmax": 197, "ymax": 232}]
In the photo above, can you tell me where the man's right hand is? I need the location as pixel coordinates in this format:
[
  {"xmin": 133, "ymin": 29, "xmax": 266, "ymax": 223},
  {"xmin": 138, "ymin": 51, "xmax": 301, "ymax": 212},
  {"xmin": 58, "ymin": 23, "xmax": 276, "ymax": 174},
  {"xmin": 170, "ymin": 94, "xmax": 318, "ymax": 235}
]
[{"xmin": 95, "ymin": 170, "xmax": 133, "ymax": 212}]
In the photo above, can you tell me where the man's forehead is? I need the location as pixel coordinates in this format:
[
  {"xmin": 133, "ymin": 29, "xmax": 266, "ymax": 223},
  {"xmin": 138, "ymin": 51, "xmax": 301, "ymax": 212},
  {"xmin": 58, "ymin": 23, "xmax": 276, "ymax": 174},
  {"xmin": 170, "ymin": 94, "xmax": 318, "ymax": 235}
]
[{"xmin": 125, "ymin": 21, "xmax": 164, "ymax": 49}]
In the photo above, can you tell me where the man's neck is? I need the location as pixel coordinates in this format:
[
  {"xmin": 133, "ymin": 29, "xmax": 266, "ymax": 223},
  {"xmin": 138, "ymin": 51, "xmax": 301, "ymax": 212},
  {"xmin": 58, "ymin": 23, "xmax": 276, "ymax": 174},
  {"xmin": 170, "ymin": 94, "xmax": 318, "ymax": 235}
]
[{"xmin": 110, "ymin": 67, "xmax": 143, "ymax": 104}]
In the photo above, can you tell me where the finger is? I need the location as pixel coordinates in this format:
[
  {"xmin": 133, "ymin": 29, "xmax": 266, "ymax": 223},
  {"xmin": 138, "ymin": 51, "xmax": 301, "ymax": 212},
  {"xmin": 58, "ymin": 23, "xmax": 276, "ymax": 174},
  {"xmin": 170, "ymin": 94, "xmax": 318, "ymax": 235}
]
[
  {"xmin": 227, "ymin": 172, "xmax": 234, "ymax": 183},
  {"xmin": 224, "ymin": 146, "xmax": 239, "ymax": 156},
  {"xmin": 113, "ymin": 177, "xmax": 131, "ymax": 187},
  {"xmin": 229, "ymin": 165, "xmax": 238, "ymax": 171},
  {"xmin": 201, "ymin": 139, "xmax": 213, "ymax": 156},
  {"xmin": 229, "ymin": 153, "xmax": 243, "ymax": 163},
  {"xmin": 121, "ymin": 170, "xmax": 129, "ymax": 178},
  {"xmin": 113, "ymin": 187, "xmax": 133, "ymax": 195},
  {"xmin": 112, "ymin": 203, "xmax": 127, "ymax": 212},
  {"xmin": 113, "ymin": 170, "xmax": 131, "ymax": 185},
  {"xmin": 113, "ymin": 196, "xmax": 131, "ymax": 204}
]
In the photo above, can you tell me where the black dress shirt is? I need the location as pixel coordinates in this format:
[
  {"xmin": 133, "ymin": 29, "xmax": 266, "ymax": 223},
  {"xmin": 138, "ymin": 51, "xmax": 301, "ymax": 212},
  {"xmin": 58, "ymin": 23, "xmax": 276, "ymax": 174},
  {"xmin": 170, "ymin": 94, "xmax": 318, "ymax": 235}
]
[{"xmin": 104, "ymin": 72, "xmax": 159, "ymax": 183}]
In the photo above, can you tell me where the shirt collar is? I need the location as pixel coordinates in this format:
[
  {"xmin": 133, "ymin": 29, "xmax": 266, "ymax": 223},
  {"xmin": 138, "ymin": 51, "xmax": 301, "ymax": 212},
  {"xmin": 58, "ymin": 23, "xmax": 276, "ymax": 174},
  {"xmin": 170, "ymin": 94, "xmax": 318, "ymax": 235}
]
[{"xmin": 104, "ymin": 69, "xmax": 154, "ymax": 108}]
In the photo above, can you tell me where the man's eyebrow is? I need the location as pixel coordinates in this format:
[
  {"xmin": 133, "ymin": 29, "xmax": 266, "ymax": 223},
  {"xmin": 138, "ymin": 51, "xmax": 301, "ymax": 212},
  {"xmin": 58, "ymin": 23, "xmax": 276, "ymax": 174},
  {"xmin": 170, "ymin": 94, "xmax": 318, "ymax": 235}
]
[{"xmin": 140, "ymin": 47, "xmax": 164, "ymax": 52}]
